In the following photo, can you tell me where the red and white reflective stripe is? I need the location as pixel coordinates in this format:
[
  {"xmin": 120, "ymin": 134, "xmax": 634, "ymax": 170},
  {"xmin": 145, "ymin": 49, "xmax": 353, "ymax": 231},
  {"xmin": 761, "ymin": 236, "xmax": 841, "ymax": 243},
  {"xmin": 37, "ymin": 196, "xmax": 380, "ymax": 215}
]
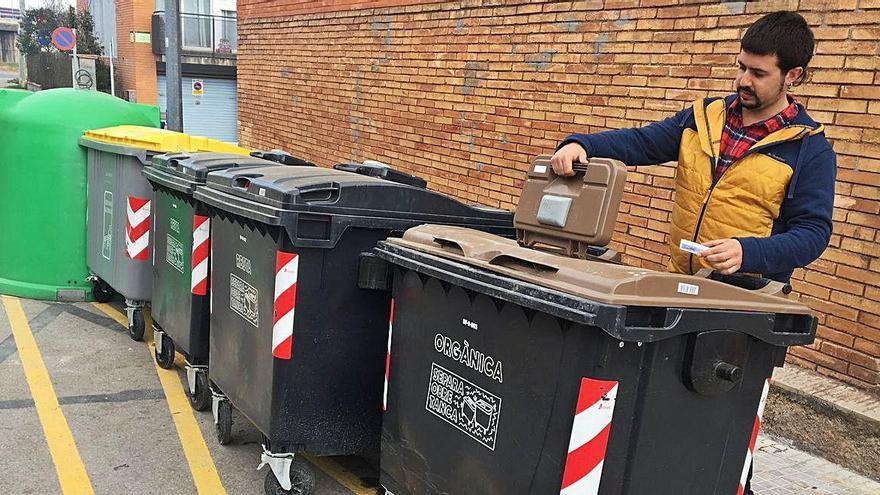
[
  {"xmin": 382, "ymin": 299, "xmax": 394, "ymax": 411},
  {"xmin": 209, "ymin": 237, "xmax": 214, "ymax": 313},
  {"xmin": 272, "ymin": 251, "xmax": 298, "ymax": 360},
  {"xmin": 559, "ymin": 378, "xmax": 618, "ymax": 495},
  {"xmin": 191, "ymin": 214, "xmax": 210, "ymax": 295},
  {"xmin": 125, "ymin": 196, "xmax": 151, "ymax": 260},
  {"xmin": 737, "ymin": 378, "xmax": 771, "ymax": 495}
]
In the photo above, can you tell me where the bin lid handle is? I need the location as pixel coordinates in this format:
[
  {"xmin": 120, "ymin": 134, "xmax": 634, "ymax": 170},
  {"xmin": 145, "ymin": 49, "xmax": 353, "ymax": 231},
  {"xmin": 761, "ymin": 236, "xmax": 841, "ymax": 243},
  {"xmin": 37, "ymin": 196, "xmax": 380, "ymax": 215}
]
[
  {"xmin": 571, "ymin": 161, "xmax": 588, "ymax": 173},
  {"xmin": 488, "ymin": 254, "xmax": 559, "ymax": 274},
  {"xmin": 432, "ymin": 236, "xmax": 466, "ymax": 256},
  {"xmin": 429, "ymin": 236, "xmax": 558, "ymax": 274},
  {"xmin": 694, "ymin": 269, "xmax": 791, "ymax": 296}
]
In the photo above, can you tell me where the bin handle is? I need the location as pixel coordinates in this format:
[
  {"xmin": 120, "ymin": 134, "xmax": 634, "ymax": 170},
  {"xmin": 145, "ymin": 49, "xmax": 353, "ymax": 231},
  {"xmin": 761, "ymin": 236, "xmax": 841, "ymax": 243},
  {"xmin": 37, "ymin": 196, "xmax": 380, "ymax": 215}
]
[
  {"xmin": 299, "ymin": 184, "xmax": 341, "ymax": 203},
  {"xmin": 430, "ymin": 236, "xmax": 560, "ymax": 273},
  {"xmin": 694, "ymin": 269, "xmax": 791, "ymax": 296},
  {"xmin": 488, "ymin": 254, "xmax": 559, "ymax": 274},
  {"xmin": 431, "ymin": 236, "xmax": 466, "ymax": 256}
]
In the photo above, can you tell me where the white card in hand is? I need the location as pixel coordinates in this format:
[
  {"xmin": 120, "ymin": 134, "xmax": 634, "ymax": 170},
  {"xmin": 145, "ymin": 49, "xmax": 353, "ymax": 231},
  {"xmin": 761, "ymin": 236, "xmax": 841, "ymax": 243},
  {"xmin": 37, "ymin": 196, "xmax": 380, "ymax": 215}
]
[{"xmin": 679, "ymin": 239, "xmax": 709, "ymax": 255}]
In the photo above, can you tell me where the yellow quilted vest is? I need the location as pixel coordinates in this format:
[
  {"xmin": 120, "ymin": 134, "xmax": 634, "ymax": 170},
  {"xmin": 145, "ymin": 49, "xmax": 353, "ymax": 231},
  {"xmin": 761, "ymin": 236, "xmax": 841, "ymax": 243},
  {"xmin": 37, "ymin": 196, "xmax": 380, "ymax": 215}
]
[{"xmin": 668, "ymin": 98, "xmax": 825, "ymax": 275}]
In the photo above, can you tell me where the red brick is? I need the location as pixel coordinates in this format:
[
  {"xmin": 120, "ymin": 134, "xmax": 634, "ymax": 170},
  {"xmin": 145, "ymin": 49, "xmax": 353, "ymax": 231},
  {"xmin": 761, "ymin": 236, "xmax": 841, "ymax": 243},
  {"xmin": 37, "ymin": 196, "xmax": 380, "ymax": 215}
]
[
  {"xmin": 744, "ymin": 0, "xmax": 799, "ymax": 13},
  {"xmin": 854, "ymin": 338, "xmax": 880, "ymax": 359},
  {"xmin": 811, "ymin": 27, "xmax": 851, "ymax": 40},
  {"xmin": 824, "ymin": 10, "xmax": 880, "ymax": 25},
  {"xmin": 821, "ymin": 341, "xmax": 880, "ymax": 371},
  {"xmin": 816, "ymin": 325, "xmax": 856, "ymax": 347},
  {"xmin": 858, "ymin": 314, "xmax": 880, "ymax": 341},
  {"xmin": 846, "ymin": 365, "xmax": 880, "ymax": 386},
  {"xmin": 804, "ymin": 272, "xmax": 865, "ymax": 296},
  {"xmin": 825, "ymin": 315, "xmax": 862, "ymax": 336},
  {"xmin": 816, "ymin": 366, "xmax": 877, "ymax": 388},
  {"xmin": 809, "ymin": 55, "xmax": 846, "ymax": 69},
  {"xmin": 799, "ymin": 0, "xmax": 857, "ymax": 9},
  {"xmin": 791, "ymin": 280, "xmax": 831, "ymax": 300},
  {"xmin": 798, "ymin": 295, "xmax": 859, "ymax": 322},
  {"xmin": 830, "ymin": 290, "xmax": 880, "ymax": 314},
  {"xmin": 789, "ymin": 346, "xmax": 849, "ymax": 374},
  {"xmin": 840, "ymin": 85, "xmax": 880, "ymax": 99}
]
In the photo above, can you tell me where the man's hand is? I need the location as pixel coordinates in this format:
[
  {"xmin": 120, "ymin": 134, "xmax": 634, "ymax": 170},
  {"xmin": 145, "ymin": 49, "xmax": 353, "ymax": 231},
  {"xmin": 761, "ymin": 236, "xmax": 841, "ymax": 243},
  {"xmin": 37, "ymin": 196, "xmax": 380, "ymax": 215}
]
[
  {"xmin": 700, "ymin": 239, "xmax": 743, "ymax": 275},
  {"xmin": 550, "ymin": 142, "xmax": 588, "ymax": 176}
]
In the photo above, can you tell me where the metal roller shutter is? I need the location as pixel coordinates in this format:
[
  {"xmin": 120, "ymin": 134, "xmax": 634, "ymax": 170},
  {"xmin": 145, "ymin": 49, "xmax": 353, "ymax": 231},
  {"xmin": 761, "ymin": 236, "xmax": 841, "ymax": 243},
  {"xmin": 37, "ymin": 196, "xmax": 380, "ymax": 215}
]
[{"xmin": 157, "ymin": 75, "xmax": 238, "ymax": 143}]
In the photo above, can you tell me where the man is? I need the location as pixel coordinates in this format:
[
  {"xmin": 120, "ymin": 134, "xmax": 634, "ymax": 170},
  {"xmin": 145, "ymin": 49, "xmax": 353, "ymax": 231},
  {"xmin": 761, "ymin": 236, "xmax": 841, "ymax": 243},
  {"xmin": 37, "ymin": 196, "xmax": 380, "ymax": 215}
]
[{"xmin": 551, "ymin": 11, "xmax": 836, "ymax": 287}]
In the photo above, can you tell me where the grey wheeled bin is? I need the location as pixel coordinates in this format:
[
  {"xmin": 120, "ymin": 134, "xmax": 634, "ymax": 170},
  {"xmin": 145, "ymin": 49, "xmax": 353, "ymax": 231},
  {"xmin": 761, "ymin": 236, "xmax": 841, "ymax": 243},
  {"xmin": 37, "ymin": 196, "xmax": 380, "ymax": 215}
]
[
  {"xmin": 374, "ymin": 157, "xmax": 818, "ymax": 495},
  {"xmin": 193, "ymin": 161, "xmax": 514, "ymax": 495},
  {"xmin": 80, "ymin": 125, "xmax": 250, "ymax": 340},
  {"xmin": 143, "ymin": 151, "xmax": 312, "ymax": 410}
]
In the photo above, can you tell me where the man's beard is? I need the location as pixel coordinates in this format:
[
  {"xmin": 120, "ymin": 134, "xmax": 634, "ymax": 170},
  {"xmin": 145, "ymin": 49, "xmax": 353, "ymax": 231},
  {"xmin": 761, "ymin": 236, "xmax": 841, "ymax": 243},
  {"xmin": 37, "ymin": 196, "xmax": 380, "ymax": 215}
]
[{"xmin": 737, "ymin": 80, "xmax": 785, "ymax": 110}]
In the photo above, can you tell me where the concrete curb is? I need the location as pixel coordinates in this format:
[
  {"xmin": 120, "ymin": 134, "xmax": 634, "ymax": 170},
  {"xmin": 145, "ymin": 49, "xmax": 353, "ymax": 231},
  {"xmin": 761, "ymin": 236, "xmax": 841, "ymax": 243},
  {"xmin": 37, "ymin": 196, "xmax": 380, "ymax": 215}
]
[{"xmin": 763, "ymin": 365, "xmax": 880, "ymax": 481}]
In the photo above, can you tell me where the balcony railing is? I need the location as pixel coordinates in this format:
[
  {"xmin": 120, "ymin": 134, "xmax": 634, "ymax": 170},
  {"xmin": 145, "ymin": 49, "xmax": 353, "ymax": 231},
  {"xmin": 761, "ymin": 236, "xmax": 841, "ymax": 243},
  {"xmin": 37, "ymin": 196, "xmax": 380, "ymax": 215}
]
[{"xmin": 152, "ymin": 11, "xmax": 237, "ymax": 57}]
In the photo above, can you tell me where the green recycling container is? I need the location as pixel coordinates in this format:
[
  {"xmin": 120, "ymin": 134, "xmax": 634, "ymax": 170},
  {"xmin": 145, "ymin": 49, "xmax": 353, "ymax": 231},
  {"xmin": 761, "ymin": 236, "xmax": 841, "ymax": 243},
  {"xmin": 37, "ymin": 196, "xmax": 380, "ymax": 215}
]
[{"xmin": 0, "ymin": 88, "xmax": 159, "ymax": 301}]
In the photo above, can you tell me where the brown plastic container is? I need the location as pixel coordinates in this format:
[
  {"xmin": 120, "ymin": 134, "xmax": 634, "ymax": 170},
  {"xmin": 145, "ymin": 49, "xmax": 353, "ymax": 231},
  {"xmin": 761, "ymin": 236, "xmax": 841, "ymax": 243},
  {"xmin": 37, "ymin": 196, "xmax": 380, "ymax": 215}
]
[{"xmin": 515, "ymin": 155, "xmax": 627, "ymax": 257}]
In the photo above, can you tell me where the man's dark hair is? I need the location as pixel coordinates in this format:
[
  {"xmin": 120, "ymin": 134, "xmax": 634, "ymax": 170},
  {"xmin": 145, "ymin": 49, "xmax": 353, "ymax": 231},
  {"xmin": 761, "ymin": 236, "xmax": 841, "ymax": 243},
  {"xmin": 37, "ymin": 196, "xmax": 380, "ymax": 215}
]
[{"xmin": 741, "ymin": 11, "xmax": 814, "ymax": 86}]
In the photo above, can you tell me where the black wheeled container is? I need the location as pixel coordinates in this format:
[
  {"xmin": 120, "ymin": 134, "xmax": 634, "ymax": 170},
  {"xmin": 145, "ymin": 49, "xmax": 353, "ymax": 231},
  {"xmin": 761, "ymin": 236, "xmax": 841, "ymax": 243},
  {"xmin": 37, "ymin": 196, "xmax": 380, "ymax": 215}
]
[
  {"xmin": 143, "ymin": 151, "xmax": 311, "ymax": 409},
  {"xmin": 375, "ymin": 224, "xmax": 817, "ymax": 495},
  {"xmin": 192, "ymin": 163, "xmax": 514, "ymax": 494}
]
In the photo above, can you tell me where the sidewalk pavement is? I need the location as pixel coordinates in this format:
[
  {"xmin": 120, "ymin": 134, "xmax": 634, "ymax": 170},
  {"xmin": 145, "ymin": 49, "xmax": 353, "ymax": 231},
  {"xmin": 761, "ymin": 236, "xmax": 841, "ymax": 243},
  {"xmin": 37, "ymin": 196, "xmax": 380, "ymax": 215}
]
[
  {"xmin": 752, "ymin": 435, "xmax": 879, "ymax": 495},
  {"xmin": 0, "ymin": 70, "xmax": 17, "ymax": 87}
]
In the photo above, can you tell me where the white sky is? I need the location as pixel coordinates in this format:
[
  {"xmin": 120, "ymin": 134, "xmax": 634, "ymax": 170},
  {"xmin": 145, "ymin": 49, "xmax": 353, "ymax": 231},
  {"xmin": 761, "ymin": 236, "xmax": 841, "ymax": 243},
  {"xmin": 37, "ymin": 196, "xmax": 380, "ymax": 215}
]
[{"xmin": 1, "ymin": 0, "xmax": 75, "ymax": 9}]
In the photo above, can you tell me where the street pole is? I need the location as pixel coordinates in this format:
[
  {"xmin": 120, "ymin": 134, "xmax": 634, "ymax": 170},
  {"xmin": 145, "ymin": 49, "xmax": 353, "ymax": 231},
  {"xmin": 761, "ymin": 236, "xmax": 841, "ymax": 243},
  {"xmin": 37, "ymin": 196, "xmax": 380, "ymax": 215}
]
[
  {"xmin": 109, "ymin": 40, "xmax": 115, "ymax": 97},
  {"xmin": 71, "ymin": 28, "xmax": 78, "ymax": 88},
  {"xmin": 166, "ymin": 0, "xmax": 183, "ymax": 131},
  {"xmin": 18, "ymin": 0, "xmax": 26, "ymax": 84}
]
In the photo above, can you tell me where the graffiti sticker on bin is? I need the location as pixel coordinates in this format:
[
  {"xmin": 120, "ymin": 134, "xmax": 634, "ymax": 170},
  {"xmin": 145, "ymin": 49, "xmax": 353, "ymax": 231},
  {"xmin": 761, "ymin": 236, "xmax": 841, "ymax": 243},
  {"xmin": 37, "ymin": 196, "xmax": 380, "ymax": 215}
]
[
  {"xmin": 166, "ymin": 234, "xmax": 185, "ymax": 274},
  {"xmin": 230, "ymin": 273, "xmax": 259, "ymax": 327},
  {"xmin": 426, "ymin": 362, "xmax": 502, "ymax": 450},
  {"xmin": 101, "ymin": 191, "xmax": 113, "ymax": 261}
]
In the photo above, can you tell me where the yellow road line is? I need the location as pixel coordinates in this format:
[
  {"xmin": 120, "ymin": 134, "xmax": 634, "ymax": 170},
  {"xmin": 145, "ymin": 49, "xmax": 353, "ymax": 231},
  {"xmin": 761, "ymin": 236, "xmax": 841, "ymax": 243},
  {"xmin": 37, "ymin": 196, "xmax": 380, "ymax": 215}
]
[
  {"xmin": 92, "ymin": 302, "xmax": 373, "ymax": 495},
  {"xmin": 2, "ymin": 296, "xmax": 94, "ymax": 495},
  {"xmin": 92, "ymin": 303, "xmax": 226, "ymax": 495},
  {"xmin": 304, "ymin": 455, "xmax": 378, "ymax": 495}
]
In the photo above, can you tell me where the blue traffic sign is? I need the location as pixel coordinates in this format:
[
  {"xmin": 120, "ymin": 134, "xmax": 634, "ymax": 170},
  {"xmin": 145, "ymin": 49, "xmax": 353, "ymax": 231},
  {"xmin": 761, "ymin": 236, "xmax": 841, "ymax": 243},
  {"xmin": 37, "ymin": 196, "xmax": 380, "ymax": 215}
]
[{"xmin": 51, "ymin": 27, "xmax": 76, "ymax": 52}]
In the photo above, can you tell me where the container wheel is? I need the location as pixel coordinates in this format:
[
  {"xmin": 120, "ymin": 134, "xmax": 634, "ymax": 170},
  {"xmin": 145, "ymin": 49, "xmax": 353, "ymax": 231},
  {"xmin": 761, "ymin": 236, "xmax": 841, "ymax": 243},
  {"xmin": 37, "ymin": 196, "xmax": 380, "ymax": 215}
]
[
  {"xmin": 216, "ymin": 399, "xmax": 233, "ymax": 445},
  {"xmin": 91, "ymin": 279, "xmax": 114, "ymax": 303},
  {"xmin": 128, "ymin": 310, "xmax": 145, "ymax": 341},
  {"xmin": 264, "ymin": 460, "xmax": 315, "ymax": 495},
  {"xmin": 187, "ymin": 370, "xmax": 211, "ymax": 411},
  {"xmin": 154, "ymin": 332, "xmax": 175, "ymax": 369}
]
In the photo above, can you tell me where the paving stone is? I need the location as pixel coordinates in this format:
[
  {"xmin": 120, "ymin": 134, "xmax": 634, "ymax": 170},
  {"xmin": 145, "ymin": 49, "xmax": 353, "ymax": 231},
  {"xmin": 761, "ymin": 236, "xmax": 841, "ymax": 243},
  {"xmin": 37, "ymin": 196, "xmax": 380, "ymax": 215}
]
[{"xmin": 752, "ymin": 434, "xmax": 880, "ymax": 494}]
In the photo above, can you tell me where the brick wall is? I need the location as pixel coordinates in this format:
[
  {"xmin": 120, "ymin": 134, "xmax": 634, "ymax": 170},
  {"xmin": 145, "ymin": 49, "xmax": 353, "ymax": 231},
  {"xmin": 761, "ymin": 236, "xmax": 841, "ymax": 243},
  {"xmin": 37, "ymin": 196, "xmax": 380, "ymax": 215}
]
[
  {"xmin": 237, "ymin": 0, "xmax": 880, "ymax": 389},
  {"xmin": 114, "ymin": 0, "xmax": 157, "ymax": 104}
]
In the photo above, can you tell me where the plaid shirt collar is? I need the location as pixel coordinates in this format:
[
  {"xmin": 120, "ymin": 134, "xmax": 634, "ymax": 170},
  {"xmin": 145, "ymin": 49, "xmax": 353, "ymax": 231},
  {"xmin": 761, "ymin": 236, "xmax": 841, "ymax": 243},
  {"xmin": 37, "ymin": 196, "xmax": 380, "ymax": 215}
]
[
  {"xmin": 715, "ymin": 95, "xmax": 799, "ymax": 181},
  {"xmin": 727, "ymin": 95, "xmax": 799, "ymax": 133}
]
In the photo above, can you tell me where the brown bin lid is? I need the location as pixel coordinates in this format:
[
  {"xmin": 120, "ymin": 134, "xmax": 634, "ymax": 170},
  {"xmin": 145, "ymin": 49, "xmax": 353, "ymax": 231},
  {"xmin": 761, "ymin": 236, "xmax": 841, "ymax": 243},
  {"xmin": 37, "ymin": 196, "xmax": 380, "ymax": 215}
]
[
  {"xmin": 386, "ymin": 224, "xmax": 811, "ymax": 316},
  {"xmin": 514, "ymin": 155, "xmax": 626, "ymax": 256}
]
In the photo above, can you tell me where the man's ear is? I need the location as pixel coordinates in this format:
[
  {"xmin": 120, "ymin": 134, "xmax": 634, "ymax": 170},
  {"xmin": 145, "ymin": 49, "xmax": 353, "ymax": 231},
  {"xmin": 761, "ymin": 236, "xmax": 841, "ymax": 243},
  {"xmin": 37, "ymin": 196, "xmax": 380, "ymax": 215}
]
[{"xmin": 787, "ymin": 66, "xmax": 805, "ymax": 87}]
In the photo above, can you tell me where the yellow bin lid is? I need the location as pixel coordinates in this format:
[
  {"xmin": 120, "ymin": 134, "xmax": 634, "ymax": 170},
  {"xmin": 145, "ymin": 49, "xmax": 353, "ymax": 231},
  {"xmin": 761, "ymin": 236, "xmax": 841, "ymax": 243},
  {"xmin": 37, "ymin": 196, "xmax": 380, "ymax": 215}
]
[{"xmin": 81, "ymin": 125, "xmax": 251, "ymax": 155}]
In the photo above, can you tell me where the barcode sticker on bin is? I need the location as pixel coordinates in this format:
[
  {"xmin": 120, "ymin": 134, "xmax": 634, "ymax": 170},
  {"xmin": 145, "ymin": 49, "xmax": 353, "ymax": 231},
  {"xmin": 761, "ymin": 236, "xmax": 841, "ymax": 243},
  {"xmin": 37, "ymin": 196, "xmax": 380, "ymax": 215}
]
[
  {"xmin": 677, "ymin": 282, "xmax": 699, "ymax": 296},
  {"xmin": 534, "ymin": 165, "xmax": 547, "ymax": 174}
]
